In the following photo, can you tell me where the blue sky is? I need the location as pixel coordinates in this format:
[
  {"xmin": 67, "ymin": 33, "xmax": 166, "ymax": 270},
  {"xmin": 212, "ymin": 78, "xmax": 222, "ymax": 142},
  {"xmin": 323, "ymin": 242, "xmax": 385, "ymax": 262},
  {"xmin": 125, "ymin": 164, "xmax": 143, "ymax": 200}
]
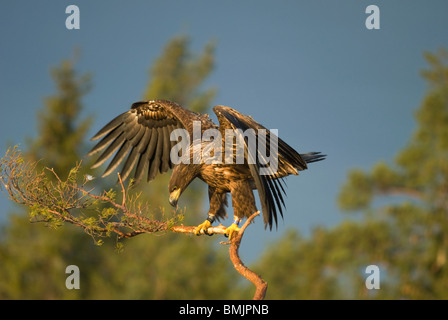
[{"xmin": 1, "ymin": 1, "xmax": 448, "ymax": 261}]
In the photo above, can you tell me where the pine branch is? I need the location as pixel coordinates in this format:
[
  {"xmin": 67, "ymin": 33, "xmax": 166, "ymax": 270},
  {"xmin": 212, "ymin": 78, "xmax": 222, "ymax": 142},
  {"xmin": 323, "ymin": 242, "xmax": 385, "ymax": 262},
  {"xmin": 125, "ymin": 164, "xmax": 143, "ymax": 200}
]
[{"xmin": 0, "ymin": 146, "xmax": 268, "ymax": 299}]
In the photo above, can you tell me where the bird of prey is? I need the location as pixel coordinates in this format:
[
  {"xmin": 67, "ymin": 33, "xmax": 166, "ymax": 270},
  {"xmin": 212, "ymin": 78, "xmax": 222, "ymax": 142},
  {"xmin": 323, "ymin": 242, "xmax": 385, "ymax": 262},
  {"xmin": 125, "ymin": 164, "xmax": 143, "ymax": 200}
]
[{"xmin": 88, "ymin": 100, "xmax": 325, "ymax": 239}]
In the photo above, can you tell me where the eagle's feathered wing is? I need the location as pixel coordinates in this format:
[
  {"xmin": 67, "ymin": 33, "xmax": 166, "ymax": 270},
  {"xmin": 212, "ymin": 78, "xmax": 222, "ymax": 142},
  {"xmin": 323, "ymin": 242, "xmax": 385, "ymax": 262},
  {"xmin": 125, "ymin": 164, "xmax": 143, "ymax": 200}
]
[
  {"xmin": 88, "ymin": 99, "xmax": 205, "ymax": 184},
  {"xmin": 213, "ymin": 105, "xmax": 324, "ymax": 229}
]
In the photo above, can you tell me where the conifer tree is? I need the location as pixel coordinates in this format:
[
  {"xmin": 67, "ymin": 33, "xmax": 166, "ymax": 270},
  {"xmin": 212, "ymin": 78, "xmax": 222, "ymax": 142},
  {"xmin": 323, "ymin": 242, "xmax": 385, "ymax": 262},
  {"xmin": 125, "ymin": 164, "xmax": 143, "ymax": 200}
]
[
  {"xmin": 0, "ymin": 38, "xmax": 246, "ymax": 299},
  {"xmin": 252, "ymin": 49, "xmax": 448, "ymax": 299},
  {"xmin": 27, "ymin": 58, "xmax": 92, "ymax": 178},
  {"xmin": 337, "ymin": 48, "xmax": 448, "ymax": 298},
  {"xmin": 0, "ymin": 57, "xmax": 95, "ymax": 299}
]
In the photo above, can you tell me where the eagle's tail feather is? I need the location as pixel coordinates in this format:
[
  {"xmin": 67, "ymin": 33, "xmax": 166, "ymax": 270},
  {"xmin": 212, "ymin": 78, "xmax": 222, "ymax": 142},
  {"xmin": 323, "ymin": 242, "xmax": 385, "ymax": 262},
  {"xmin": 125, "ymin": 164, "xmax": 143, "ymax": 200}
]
[{"xmin": 300, "ymin": 152, "xmax": 326, "ymax": 164}]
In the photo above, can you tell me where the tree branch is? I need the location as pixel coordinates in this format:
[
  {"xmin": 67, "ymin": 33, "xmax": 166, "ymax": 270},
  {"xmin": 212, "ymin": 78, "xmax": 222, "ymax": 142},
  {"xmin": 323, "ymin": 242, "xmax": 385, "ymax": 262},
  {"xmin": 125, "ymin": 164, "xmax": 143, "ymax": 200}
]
[
  {"xmin": 170, "ymin": 224, "xmax": 227, "ymax": 234},
  {"xmin": 0, "ymin": 147, "xmax": 268, "ymax": 299},
  {"xmin": 229, "ymin": 211, "xmax": 267, "ymax": 300},
  {"xmin": 169, "ymin": 211, "xmax": 268, "ymax": 300}
]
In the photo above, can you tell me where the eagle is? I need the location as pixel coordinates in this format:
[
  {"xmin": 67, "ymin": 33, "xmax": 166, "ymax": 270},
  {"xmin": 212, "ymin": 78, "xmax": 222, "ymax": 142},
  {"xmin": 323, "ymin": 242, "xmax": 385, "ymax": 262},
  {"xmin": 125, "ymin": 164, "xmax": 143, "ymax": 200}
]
[{"xmin": 88, "ymin": 100, "xmax": 325, "ymax": 239}]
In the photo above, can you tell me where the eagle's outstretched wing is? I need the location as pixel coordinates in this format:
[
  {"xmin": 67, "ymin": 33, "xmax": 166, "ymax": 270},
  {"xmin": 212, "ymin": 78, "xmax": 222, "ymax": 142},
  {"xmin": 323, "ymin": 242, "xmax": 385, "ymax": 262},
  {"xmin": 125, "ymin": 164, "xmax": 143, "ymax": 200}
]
[
  {"xmin": 213, "ymin": 105, "xmax": 320, "ymax": 229},
  {"xmin": 88, "ymin": 100, "xmax": 200, "ymax": 184}
]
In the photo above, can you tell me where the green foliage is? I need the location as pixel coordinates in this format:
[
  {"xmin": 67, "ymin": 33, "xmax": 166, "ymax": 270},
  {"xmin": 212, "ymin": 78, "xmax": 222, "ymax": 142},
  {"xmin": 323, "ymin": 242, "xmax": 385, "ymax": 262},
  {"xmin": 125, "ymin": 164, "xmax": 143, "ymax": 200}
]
[
  {"xmin": 28, "ymin": 59, "xmax": 92, "ymax": 179},
  {"xmin": 248, "ymin": 48, "xmax": 448, "ymax": 300},
  {"xmin": 0, "ymin": 146, "xmax": 186, "ymax": 247},
  {"xmin": 253, "ymin": 222, "xmax": 392, "ymax": 299},
  {"xmin": 334, "ymin": 49, "xmax": 448, "ymax": 298},
  {"xmin": 339, "ymin": 49, "xmax": 448, "ymax": 212}
]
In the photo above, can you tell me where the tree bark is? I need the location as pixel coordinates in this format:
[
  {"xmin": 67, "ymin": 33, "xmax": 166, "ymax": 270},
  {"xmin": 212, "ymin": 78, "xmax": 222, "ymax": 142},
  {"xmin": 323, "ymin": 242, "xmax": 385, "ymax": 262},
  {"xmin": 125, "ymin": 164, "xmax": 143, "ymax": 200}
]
[
  {"xmin": 228, "ymin": 211, "xmax": 268, "ymax": 300},
  {"xmin": 171, "ymin": 211, "xmax": 267, "ymax": 300}
]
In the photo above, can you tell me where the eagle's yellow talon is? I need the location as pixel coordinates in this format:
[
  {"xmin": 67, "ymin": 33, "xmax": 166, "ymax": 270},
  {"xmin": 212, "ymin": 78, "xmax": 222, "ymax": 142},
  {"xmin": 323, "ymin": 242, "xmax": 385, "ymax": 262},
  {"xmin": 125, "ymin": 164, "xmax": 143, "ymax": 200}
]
[
  {"xmin": 194, "ymin": 220, "xmax": 212, "ymax": 236},
  {"xmin": 225, "ymin": 223, "xmax": 241, "ymax": 240}
]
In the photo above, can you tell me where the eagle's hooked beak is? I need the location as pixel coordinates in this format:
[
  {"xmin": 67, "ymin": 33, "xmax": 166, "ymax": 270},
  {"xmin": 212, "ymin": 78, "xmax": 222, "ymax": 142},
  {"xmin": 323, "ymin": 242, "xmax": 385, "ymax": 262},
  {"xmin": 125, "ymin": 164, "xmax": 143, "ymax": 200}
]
[{"xmin": 169, "ymin": 188, "xmax": 181, "ymax": 207}]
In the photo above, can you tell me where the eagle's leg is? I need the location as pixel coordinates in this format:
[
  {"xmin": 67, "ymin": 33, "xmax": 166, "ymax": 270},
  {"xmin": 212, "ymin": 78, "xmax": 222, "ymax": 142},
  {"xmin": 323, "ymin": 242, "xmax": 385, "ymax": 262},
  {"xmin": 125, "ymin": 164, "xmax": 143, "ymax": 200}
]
[
  {"xmin": 194, "ymin": 188, "xmax": 228, "ymax": 236},
  {"xmin": 194, "ymin": 214, "xmax": 215, "ymax": 236},
  {"xmin": 225, "ymin": 216, "xmax": 241, "ymax": 240}
]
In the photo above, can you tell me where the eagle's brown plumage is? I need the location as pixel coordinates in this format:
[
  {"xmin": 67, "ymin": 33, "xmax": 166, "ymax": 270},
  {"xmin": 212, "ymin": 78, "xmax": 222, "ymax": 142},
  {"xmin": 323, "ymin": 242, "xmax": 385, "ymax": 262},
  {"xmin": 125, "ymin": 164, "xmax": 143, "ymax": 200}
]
[{"xmin": 88, "ymin": 99, "xmax": 325, "ymax": 232}]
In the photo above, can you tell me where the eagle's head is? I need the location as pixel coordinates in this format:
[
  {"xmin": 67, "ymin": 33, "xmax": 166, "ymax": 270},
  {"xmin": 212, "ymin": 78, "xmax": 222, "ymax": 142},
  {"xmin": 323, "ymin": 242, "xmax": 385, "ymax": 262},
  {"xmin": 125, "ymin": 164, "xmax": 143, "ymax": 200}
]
[{"xmin": 168, "ymin": 163, "xmax": 201, "ymax": 207}]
